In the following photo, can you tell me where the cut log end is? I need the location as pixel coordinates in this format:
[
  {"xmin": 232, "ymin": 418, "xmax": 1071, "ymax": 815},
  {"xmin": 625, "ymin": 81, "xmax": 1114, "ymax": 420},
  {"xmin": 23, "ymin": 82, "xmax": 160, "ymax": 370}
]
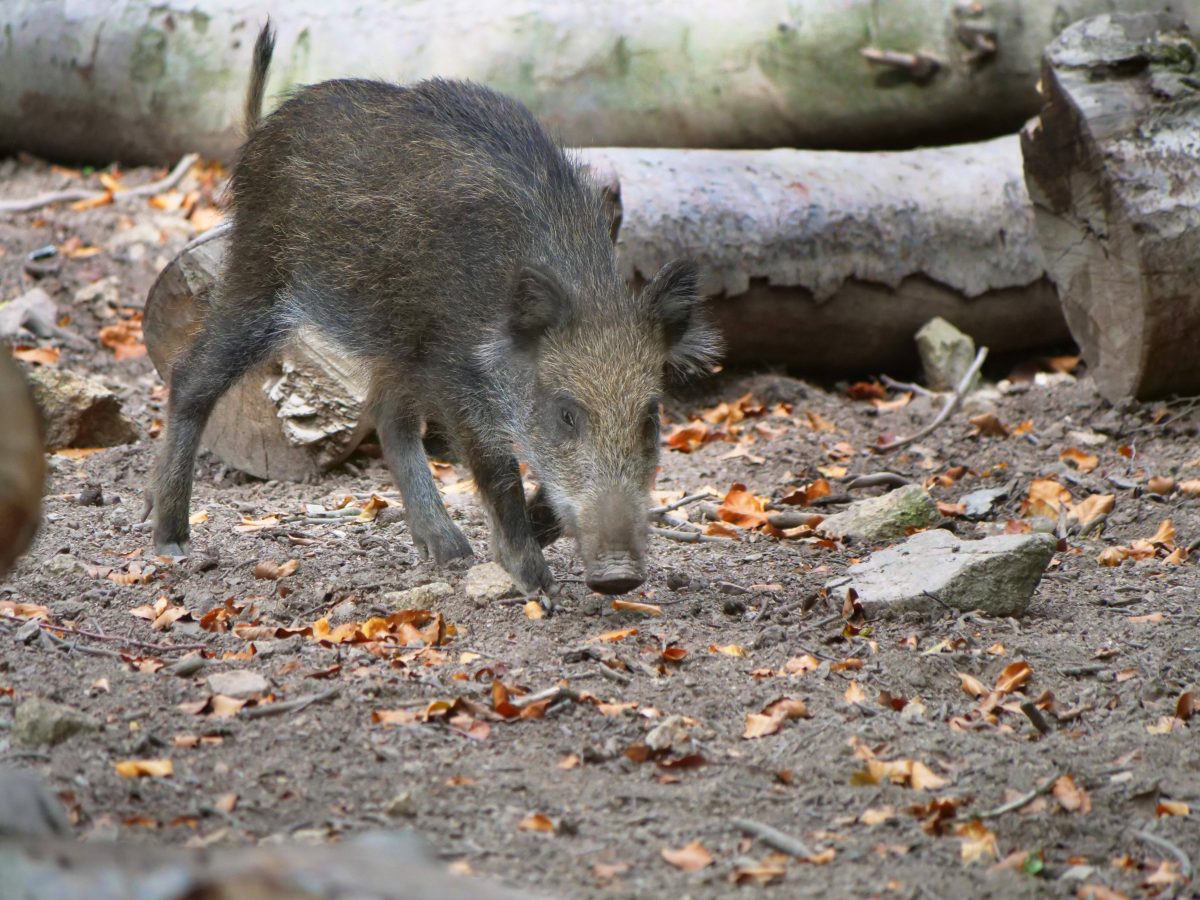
[{"xmin": 1022, "ymin": 12, "xmax": 1200, "ymax": 401}]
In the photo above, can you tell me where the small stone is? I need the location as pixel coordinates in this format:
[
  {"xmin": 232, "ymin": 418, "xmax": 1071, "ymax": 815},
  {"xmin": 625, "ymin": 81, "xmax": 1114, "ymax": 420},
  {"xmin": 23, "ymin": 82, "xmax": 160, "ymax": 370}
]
[
  {"xmin": 42, "ymin": 554, "xmax": 89, "ymax": 577},
  {"xmin": 817, "ymin": 484, "xmax": 940, "ymax": 543},
  {"xmin": 960, "ymin": 487, "xmax": 1009, "ymax": 520},
  {"xmin": 915, "ymin": 317, "xmax": 977, "ymax": 391},
  {"xmin": 645, "ymin": 715, "xmax": 691, "ymax": 752},
  {"xmin": 464, "ymin": 562, "xmax": 519, "ymax": 606},
  {"xmin": 833, "ymin": 529, "xmax": 1057, "ymax": 619},
  {"xmin": 166, "ymin": 655, "xmax": 208, "ymax": 678},
  {"xmin": 205, "ymin": 670, "xmax": 269, "ymax": 699},
  {"xmin": 12, "ymin": 697, "xmax": 97, "ymax": 747},
  {"xmin": 385, "ymin": 791, "xmax": 418, "ymax": 818},
  {"xmin": 25, "ymin": 367, "xmax": 138, "ymax": 450},
  {"xmin": 380, "ymin": 581, "xmax": 454, "ymax": 609},
  {"xmin": 76, "ymin": 484, "xmax": 104, "ymax": 506}
]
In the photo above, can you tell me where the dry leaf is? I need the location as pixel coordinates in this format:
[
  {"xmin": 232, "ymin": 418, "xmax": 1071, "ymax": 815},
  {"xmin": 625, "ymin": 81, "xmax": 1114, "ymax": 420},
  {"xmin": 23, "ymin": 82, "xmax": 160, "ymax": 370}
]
[
  {"xmin": 1052, "ymin": 774, "xmax": 1091, "ymax": 813},
  {"xmin": 98, "ymin": 319, "xmax": 146, "ymax": 360},
  {"xmin": 955, "ymin": 819, "xmax": 998, "ymax": 863},
  {"xmin": 710, "ymin": 644, "xmax": 746, "ymax": 657},
  {"xmin": 588, "ymin": 628, "xmax": 638, "ymax": 643},
  {"xmin": 114, "ymin": 759, "xmax": 173, "ymax": 778},
  {"xmin": 717, "ymin": 483, "xmax": 770, "ymax": 529},
  {"xmin": 860, "ymin": 806, "xmax": 895, "ymax": 826},
  {"xmin": 1156, "ymin": 800, "xmax": 1190, "ymax": 817},
  {"xmin": 253, "ymin": 559, "xmax": 299, "ymax": 580},
  {"xmin": 1027, "ymin": 479, "xmax": 1070, "ymax": 517},
  {"xmin": 970, "ymin": 413, "xmax": 1010, "ymax": 438},
  {"xmin": 11, "ymin": 346, "xmax": 59, "ymax": 366},
  {"xmin": 958, "ymin": 673, "xmax": 987, "ymax": 698},
  {"xmin": 994, "ymin": 661, "xmax": 1032, "ymax": 695},
  {"xmin": 611, "ymin": 599, "xmax": 662, "ymax": 616},
  {"xmin": 1069, "ymin": 494, "xmax": 1114, "ymax": 529},
  {"xmin": 661, "ymin": 840, "xmax": 713, "ymax": 871},
  {"xmin": 517, "ymin": 813, "xmax": 556, "ymax": 833},
  {"xmin": 844, "ymin": 681, "xmax": 867, "ymax": 705},
  {"xmin": 1059, "ymin": 448, "xmax": 1099, "ymax": 473}
]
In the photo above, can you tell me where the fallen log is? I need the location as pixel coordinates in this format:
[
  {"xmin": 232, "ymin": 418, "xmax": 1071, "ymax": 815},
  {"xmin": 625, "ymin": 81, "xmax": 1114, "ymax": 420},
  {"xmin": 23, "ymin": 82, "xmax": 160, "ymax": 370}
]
[
  {"xmin": 0, "ymin": 355, "xmax": 44, "ymax": 578},
  {"xmin": 143, "ymin": 234, "xmax": 369, "ymax": 482},
  {"xmin": 146, "ymin": 136, "xmax": 1064, "ymax": 481},
  {"xmin": 0, "ymin": 0, "xmax": 1179, "ymax": 165},
  {"xmin": 1021, "ymin": 12, "xmax": 1200, "ymax": 401}
]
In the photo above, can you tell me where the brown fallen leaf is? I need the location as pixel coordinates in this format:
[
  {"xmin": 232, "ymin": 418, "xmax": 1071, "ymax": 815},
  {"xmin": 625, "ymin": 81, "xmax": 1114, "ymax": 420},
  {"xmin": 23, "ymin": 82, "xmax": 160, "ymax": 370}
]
[
  {"xmin": 114, "ymin": 759, "xmax": 173, "ymax": 778},
  {"xmin": 1059, "ymin": 447, "xmax": 1099, "ymax": 473},
  {"xmin": 661, "ymin": 840, "xmax": 713, "ymax": 871},
  {"xmin": 517, "ymin": 813, "xmax": 556, "ymax": 833},
  {"xmin": 253, "ymin": 558, "xmax": 299, "ymax": 580},
  {"xmin": 611, "ymin": 599, "xmax": 662, "ymax": 616},
  {"xmin": 1052, "ymin": 774, "xmax": 1091, "ymax": 814},
  {"xmin": 717, "ymin": 483, "xmax": 770, "ymax": 529},
  {"xmin": 970, "ymin": 413, "xmax": 1010, "ymax": 438}
]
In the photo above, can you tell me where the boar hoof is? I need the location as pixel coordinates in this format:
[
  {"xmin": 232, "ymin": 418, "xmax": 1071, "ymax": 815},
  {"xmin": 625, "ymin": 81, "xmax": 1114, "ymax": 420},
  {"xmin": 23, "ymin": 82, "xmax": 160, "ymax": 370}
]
[
  {"xmin": 412, "ymin": 524, "xmax": 473, "ymax": 565},
  {"xmin": 155, "ymin": 540, "xmax": 191, "ymax": 559}
]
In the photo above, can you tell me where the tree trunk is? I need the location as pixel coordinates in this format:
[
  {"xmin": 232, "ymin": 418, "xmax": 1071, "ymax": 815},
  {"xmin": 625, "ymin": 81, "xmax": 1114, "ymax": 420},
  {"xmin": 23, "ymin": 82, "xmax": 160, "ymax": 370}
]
[
  {"xmin": 1021, "ymin": 12, "xmax": 1200, "ymax": 401},
  {"xmin": 145, "ymin": 136, "xmax": 1064, "ymax": 481},
  {"xmin": 0, "ymin": 355, "xmax": 44, "ymax": 578},
  {"xmin": 587, "ymin": 137, "xmax": 1066, "ymax": 373},
  {"xmin": 1, "ymin": 0, "xmax": 1189, "ymax": 165},
  {"xmin": 143, "ymin": 234, "xmax": 370, "ymax": 482}
]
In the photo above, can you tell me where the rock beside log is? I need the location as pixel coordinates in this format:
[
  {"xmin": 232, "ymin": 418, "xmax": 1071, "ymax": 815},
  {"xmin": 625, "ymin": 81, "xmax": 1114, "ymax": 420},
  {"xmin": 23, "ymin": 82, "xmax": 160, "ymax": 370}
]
[
  {"xmin": 1022, "ymin": 12, "xmax": 1200, "ymax": 401},
  {"xmin": 831, "ymin": 529, "xmax": 1057, "ymax": 618},
  {"xmin": 143, "ymin": 234, "xmax": 369, "ymax": 482},
  {"xmin": 24, "ymin": 367, "xmax": 138, "ymax": 450},
  {"xmin": 0, "ymin": 355, "xmax": 44, "ymax": 577}
]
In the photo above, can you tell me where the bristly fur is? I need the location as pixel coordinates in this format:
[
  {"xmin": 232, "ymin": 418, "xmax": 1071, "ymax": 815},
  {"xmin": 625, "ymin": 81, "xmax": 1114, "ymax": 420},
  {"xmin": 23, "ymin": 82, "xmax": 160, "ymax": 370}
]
[{"xmin": 151, "ymin": 21, "xmax": 721, "ymax": 595}]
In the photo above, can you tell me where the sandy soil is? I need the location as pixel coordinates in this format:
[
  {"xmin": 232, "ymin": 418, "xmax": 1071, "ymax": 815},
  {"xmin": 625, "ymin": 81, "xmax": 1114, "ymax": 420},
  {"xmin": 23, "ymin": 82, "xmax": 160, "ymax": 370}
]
[{"xmin": 1, "ymin": 156, "xmax": 1197, "ymax": 899}]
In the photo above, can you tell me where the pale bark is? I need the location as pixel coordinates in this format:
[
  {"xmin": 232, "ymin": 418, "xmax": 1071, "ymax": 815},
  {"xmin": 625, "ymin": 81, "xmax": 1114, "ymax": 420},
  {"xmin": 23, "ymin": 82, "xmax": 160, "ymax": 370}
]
[
  {"xmin": 0, "ymin": 355, "xmax": 44, "ymax": 578},
  {"xmin": 1, "ymin": 0, "xmax": 1189, "ymax": 164},
  {"xmin": 1022, "ymin": 12, "xmax": 1200, "ymax": 401}
]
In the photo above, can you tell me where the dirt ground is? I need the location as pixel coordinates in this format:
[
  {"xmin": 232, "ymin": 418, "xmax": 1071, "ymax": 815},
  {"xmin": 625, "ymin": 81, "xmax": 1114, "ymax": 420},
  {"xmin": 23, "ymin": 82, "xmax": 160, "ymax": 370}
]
[{"xmin": 1, "ymin": 156, "xmax": 1197, "ymax": 900}]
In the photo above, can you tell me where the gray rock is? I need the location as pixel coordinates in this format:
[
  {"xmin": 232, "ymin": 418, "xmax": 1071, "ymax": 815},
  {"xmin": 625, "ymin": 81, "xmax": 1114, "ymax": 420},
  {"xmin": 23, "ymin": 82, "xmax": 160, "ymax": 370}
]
[
  {"xmin": 960, "ymin": 487, "xmax": 1009, "ymax": 520},
  {"xmin": 0, "ymin": 287, "xmax": 56, "ymax": 340},
  {"xmin": 464, "ymin": 562, "xmax": 519, "ymax": 606},
  {"xmin": 380, "ymin": 581, "xmax": 454, "ymax": 609},
  {"xmin": 817, "ymin": 484, "xmax": 940, "ymax": 543},
  {"xmin": 206, "ymin": 670, "xmax": 269, "ymax": 699},
  {"xmin": 833, "ymin": 529, "xmax": 1057, "ymax": 619},
  {"xmin": 915, "ymin": 316, "xmax": 977, "ymax": 391},
  {"xmin": 42, "ymin": 554, "xmax": 90, "ymax": 577},
  {"xmin": 13, "ymin": 697, "xmax": 97, "ymax": 747},
  {"xmin": 25, "ymin": 367, "xmax": 138, "ymax": 450}
]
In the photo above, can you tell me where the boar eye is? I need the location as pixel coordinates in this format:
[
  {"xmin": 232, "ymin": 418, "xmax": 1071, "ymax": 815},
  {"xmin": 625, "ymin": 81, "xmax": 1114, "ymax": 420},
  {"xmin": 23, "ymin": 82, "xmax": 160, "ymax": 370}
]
[{"xmin": 553, "ymin": 396, "xmax": 585, "ymax": 438}]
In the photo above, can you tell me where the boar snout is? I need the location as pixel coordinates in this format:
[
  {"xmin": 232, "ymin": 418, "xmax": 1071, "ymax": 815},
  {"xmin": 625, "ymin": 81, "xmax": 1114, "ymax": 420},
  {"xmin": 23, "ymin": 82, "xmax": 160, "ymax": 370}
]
[{"xmin": 579, "ymin": 487, "xmax": 648, "ymax": 595}]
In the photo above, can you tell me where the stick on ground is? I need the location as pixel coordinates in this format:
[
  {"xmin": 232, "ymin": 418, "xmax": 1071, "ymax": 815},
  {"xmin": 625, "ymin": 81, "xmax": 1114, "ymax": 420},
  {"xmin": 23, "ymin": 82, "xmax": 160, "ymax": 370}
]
[
  {"xmin": 978, "ymin": 771, "xmax": 1061, "ymax": 819},
  {"xmin": 731, "ymin": 816, "xmax": 817, "ymax": 859},
  {"xmin": 875, "ymin": 346, "xmax": 988, "ymax": 453},
  {"xmin": 0, "ymin": 154, "xmax": 200, "ymax": 213},
  {"xmin": 242, "ymin": 687, "xmax": 340, "ymax": 720}
]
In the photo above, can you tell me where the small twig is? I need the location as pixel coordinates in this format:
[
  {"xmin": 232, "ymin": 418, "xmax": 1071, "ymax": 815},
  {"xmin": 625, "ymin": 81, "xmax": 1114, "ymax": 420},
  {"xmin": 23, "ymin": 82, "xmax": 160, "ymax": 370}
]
[
  {"xmin": 1134, "ymin": 829, "xmax": 1193, "ymax": 880},
  {"xmin": 1020, "ymin": 701, "xmax": 1052, "ymax": 736},
  {"xmin": 880, "ymin": 374, "xmax": 937, "ymax": 399},
  {"xmin": 181, "ymin": 220, "xmax": 233, "ymax": 252},
  {"xmin": 0, "ymin": 153, "xmax": 201, "ymax": 213},
  {"xmin": 978, "ymin": 771, "xmax": 1062, "ymax": 819},
  {"xmin": 842, "ymin": 473, "xmax": 912, "ymax": 491},
  {"xmin": 861, "ymin": 47, "xmax": 942, "ymax": 82},
  {"xmin": 242, "ymin": 687, "xmax": 340, "ymax": 720},
  {"xmin": 732, "ymin": 816, "xmax": 817, "ymax": 859},
  {"xmin": 511, "ymin": 685, "xmax": 579, "ymax": 710},
  {"xmin": 767, "ymin": 511, "xmax": 822, "ymax": 530},
  {"xmin": 1059, "ymin": 663, "xmax": 1106, "ymax": 677},
  {"xmin": 596, "ymin": 664, "xmax": 631, "ymax": 685},
  {"xmin": 808, "ymin": 493, "xmax": 853, "ymax": 507},
  {"xmin": 36, "ymin": 629, "xmax": 122, "ymax": 659},
  {"xmin": 0, "ymin": 613, "xmax": 207, "ymax": 653},
  {"xmin": 650, "ymin": 526, "xmax": 731, "ymax": 544},
  {"xmin": 875, "ymin": 347, "xmax": 988, "ymax": 453},
  {"xmin": 648, "ymin": 492, "xmax": 714, "ymax": 517}
]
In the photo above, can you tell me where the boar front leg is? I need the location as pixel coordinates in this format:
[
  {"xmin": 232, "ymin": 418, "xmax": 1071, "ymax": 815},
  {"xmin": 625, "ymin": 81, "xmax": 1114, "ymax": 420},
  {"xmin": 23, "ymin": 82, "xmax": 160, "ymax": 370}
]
[
  {"xmin": 462, "ymin": 438, "xmax": 553, "ymax": 593},
  {"xmin": 375, "ymin": 399, "xmax": 473, "ymax": 565}
]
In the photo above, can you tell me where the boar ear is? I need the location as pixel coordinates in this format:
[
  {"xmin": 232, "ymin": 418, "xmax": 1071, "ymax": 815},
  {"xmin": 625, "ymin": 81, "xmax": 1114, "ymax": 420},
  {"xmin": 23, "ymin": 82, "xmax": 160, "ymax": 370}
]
[
  {"xmin": 644, "ymin": 260, "xmax": 722, "ymax": 382},
  {"xmin": 510, "ymin": 265, "xmax": 568, "ymax": 346}
]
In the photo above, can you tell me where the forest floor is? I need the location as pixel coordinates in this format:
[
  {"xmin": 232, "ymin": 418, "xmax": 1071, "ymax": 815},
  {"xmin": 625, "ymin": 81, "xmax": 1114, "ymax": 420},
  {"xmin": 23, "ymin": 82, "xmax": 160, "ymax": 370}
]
[{"xmin": 0, "ymin": 157, "xmax": 1197, "ymax": 900}]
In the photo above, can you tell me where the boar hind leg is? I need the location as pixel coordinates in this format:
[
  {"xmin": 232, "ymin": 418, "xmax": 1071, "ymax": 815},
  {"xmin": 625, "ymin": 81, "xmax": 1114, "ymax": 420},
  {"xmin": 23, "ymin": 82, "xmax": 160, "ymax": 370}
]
[
  {"xmin": 528, "ymin": 485, "xmax": 563, "ymax": 548},
  {"xmin": 375, "ymin": 399, "xmax": 472, "ymax": 565},
  {"xmin": 153, "ymin": 303, "xmax": 285, "ymax": 557},
  {"xmin": 464, "ymin": 441, "xmax": 553, "ymax": 593}
]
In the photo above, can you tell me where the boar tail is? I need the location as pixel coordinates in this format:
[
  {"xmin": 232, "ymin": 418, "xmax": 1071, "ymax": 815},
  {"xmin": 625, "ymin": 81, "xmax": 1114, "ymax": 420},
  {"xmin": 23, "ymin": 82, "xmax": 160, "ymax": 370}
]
[{"xmin": 245, "ymin": 21, "xmax": 276, "ymax": 135}]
